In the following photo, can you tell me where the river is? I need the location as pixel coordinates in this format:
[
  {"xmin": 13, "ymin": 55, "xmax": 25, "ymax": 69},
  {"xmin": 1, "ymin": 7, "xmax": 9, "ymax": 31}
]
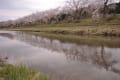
[{"xmin": 0, "ymin": 30, "xmax": 120, "ymax": 80}]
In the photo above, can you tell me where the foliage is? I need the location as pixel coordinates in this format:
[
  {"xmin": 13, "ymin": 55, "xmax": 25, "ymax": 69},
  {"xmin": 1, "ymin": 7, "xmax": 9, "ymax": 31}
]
[{"xmin": 0, "ymin": 64, "xmax": 47, "ymax": 80}]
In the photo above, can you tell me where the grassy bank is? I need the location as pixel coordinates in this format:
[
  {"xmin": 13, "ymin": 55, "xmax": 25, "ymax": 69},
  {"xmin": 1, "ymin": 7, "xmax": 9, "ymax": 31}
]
[
  {"xmin": 0, "ymin": 64, "xmax": 47, "ymax": 80},
  {"xmin": 4, "ymin": 18, "xmax": 120, "ymax": 37},
  {"xmin": 1, "ymin": 17, "xmax": 120, "ymax": 47}
]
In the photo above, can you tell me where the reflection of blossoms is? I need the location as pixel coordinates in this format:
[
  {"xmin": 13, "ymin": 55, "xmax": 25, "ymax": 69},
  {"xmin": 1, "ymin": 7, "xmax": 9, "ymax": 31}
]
[{"xmin": 15, "ymin": 32, "xmax": 120, "ymax": 75}]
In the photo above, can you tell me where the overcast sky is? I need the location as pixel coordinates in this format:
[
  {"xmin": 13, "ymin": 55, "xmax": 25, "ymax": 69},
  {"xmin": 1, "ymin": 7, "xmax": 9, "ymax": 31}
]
[
  {"xmin": 0, "ymin": 0, "xmax": 119, "ymax": 21},
  {"xmin": 0, "ymin": 0, "xmax": 65, "ymax": 21}
]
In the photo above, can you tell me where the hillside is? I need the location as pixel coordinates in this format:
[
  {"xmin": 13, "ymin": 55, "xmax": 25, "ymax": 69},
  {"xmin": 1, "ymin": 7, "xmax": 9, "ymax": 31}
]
[{"xmin": 0, "ymin": 2, "xmax": 120, "ymax": 28}]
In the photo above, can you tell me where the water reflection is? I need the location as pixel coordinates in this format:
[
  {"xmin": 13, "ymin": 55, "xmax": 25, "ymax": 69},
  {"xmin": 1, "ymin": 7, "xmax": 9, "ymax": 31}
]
[
  {"xmin": 0, "ymin": 33, "xmax": 14, "ymax": 39},
  {"xmin": 0, "ymin": 31, "xmax": 120, "ymax": 80},
  {"xmin": 15, "ymin": 32, "xmax": 120, "ymax": 71}
]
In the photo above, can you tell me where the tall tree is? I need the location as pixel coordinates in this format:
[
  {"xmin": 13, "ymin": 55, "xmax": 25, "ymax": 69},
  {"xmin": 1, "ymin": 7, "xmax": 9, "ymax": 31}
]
[
  {"xmin": 66, "ymin": 0, "xmax": 89, "ymax": 20},
  {"xmin": 103, "ymin": 0, "xmax": 109, "ymax": 17}
]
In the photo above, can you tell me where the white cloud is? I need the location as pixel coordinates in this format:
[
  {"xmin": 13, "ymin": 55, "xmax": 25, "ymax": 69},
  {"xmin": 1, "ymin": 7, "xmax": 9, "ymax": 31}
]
[
  {"xmin": 0, "ymin": 0, "xmax": 118, "ymax": 21},
  {"xmin": 23, "ymin": 0, "xmax": 65, "ymax": 11},
  {"xmin": 0, "ymin": 9, "xmax": 33, "ymax": 21},
  {"xmin": 0, "ymin": 0, "xmax": 66, "ymax": 21}
]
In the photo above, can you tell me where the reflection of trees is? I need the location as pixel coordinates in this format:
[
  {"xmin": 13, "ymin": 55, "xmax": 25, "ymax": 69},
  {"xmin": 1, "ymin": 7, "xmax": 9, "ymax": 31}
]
[
  {"xmin": 91, "ymin": 46, "xmax": 117, "ymax": 70},
  {"xmin": 0, "ymin": 33, "xmax": 14, "ymax": 39},
  {"xmin": 15, "ymin": 32, "xmax": 120, "ymax": 75},
  {"xmin": 85, "ymin": 46, "xmax": 120, "ymax": 75}
]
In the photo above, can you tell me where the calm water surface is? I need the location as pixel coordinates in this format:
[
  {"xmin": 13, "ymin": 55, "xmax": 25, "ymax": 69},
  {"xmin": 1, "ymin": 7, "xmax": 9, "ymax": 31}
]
[{"xmin": 0, "ymin": 30, "xmax": 120, "ymax": 80}]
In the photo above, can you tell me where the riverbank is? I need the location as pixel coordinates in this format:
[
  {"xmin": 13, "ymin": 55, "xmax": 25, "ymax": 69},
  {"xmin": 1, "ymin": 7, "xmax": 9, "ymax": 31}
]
[
  {"xmin": 2, "ymin": 17, "xmax": 120, "ymax": 36},
  {"xmin": 1, "ymin": 18, "xmax": 120, "ymax": 47},
  {"xmin": 0, "ymin": 60, "xmax": 47, "ymax": 80},
  {"xmin": 1, "ymin": 14, "xmax": 120, "ymax": 37},
  {"xmin": 5, "ymin": 23, "xmax": 120, "ymax": 37}
]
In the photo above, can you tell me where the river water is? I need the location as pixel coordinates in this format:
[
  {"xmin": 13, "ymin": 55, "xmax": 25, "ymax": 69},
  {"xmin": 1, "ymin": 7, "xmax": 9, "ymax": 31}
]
[{"xmin": 0, "ymin": 31, "xmax": 120, "ymax": 80}]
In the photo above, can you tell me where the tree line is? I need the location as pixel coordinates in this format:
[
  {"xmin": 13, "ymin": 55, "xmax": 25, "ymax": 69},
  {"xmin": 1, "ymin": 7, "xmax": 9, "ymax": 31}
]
[{"xmin": 0, "ymin": 0, "xmax": 120, "ymax": 27}]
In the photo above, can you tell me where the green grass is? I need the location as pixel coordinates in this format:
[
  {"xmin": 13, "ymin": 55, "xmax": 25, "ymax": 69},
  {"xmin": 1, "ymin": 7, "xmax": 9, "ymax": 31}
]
[{"xmin": 0, "ymin": 64, "xmax": 47, "ymax": 80}]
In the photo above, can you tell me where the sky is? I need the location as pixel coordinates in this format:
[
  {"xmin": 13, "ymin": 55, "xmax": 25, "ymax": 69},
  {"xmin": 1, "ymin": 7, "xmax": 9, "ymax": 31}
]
[
  {"xmin": 0, "ymin": 0, "xmax": 119, "ymax": 21},
  {"xmin": 0, "ymin": 0, "xmax": 65, "ymax": 21}
]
